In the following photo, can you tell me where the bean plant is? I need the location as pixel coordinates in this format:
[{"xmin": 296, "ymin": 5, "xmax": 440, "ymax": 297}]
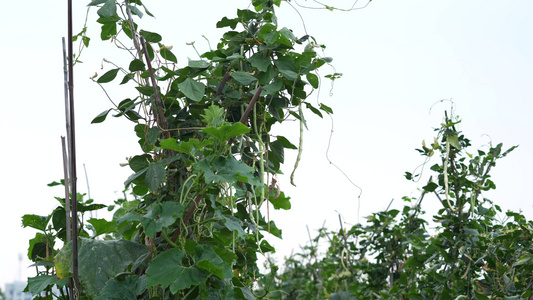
[
  {"xmin": 257, "ymin": 112, "xmax": 527, "ymax": 299},
  {"xmin": 23, "ymin": 0, "xmax": 337, "ymax": 298}
]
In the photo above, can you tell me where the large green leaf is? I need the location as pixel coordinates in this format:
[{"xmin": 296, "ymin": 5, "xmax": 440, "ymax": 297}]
[
  {"xmin": 269, "ymin": 140, "xmax": 284, "ymax": 164},
  {"xmin": 22, "ymin": 214, "xmax": 50, "ymax": 232},
  {"xmin": 146, "ymin": 248, "xmax": 208, "ymax": 293},
  {"xmin": 87, "ymin": 218, "xmax": 116, "ymax": 237},
  {"xmin": 129, "ymin": 59, "xmax": 145, "ymax": 72},
  {"xmin": 274, "ymin": 55, "xmax": 298, "ymax": 81},
  {"xmin": 97, "ymin": 0, "xmax": 116, "ymax": 18},
  {"xmin": 26, "ymin": 275, "xmax": 68, "ymax": 296},
  {"xmin": 195, "ymin": 155, "xmax": 261, "ymax": 185},
  {"xmin": 188, "ymin": 59, "xmax": 211, "ymax": 69},
  {"xmin": 262, "ymin": 77, "xmax": 283, "ymax": 96},
  {"xmin": 178, "ymin": 78, "xmax": 205, "ymax": 102},
  {"xmin": 194, "ymin": 245, "xmax": 234, "ymax": 279},
  {"xmin": 202, "ymin": 122, "xmax": 250, "ymax": 143},
  {"xmin": 94, "ymin": 275, "xmax": 146, "ymax": 300},
  {"xmin": 214, "ymin": 211, "xmax": 246, "ymax": 239},
  {"xmin": 160, "ymin": 46, "xmax": 177, "ymax": 63},
  {"xmin": 145, "ymin": 162, "xmax": 166, "ymax": 191},
  {"xmin": 141, "ymin": 202, "xmax": 184, "ymax": 238},
  {"xmin": 269, "ymin": 191, "xmax": 291, "ymax": 210},
  {"xmin": 55, "ymin": 238, "xmax": 149, "ymax": 298},
  {"xmin": 160, "ymin": 138, "xmax": 210, "ymax": 156},
  {"xmin": 248, "ymin": 52, "xmax": 271, "ymax": 72},
  {"xmin": 100, "ymin": 22, "xmax": 117, "ymax": 40},
  {"xmin": 277, "ymin": 136, "xmax": 297, "ymax": 149},
  {"xmin": 232, "ymin": 71, "xmax": 257, "ymax": 85},
  {"xmin": 139, "ymin": 29, "xmax": 161, "ymax": 43}
]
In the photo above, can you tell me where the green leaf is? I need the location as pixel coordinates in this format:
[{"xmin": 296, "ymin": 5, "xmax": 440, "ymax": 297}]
[
  {"xmin": 52, "ymin": 207, "xmax": 66, "ymax": 232},
  {"xmin": 232, "ymin": 71, "xmax": 257, "ymax": 85},
  {"xmin": 214, "ymin": 211, "xmax": 246, "ymax": 239},
  {"xmin": 188, "ymin": 59, "xmax": 211, "ymax": 69},
  {"xmin": 513, "ymin": 254, "xmax": 533, "ymax": 267},
  {"xmin": 423, "ymin": 182, "xmax": 438, "ymax": 192},
  {"xmin": 124, "ymin": 169, "xmax": 146, "ymax": 187},
  {"xmin": 135, "ymin": 86, "xmax": 154, "ymax": 96},
  {"xmin": 216, "ymin": 16, "xmax": 238, "ymax": 29},
  {"xmin": 141, "ymin": 202, "xmax": 184, "ymax": 238},
  {"xmin": 269, "ymin": 140, "xmax": 284, "ymax": 164},
  {"xmin": 274, "ymin": 56, "xmax": 298, "ymax": 81},
  {"xmin": 235, "ymin": 287, "xmax": 256, "ymax": 300},
  {"xmin": 129, "ymin": 59, "xmax": 145, "ymax": 72},
  {"xmin": 194, "ymin": 245, "xmax": 234, "ymax": 279},
  {"xmin": 120, "ymin": 73, "xmax": 134, "ymax": 84},
  {"xmin": 160, "ymin": 46, "xmax": 177, "ymax": 63},
  {"xmin": 129, "ymin": 155, "xmax": 150, "ymax": 172},
  {"xmin": 277, "ymin": 136, "xmax": 297, "ymax": 150},
  {"xmin": 22, "ymin": 214, "xmax": 50, "ymax": 232},
  {"xmin": 280, "ymin": 27, "xmax": 296, "ymax": 41},
  {"xmin": 248, "ymin": 52, "xmax": 271, "ymax": 72},
  {"xmin": 94, "ymin": 275, "xmax": 146, "ymax": 300},
  {"xmin": 463, "ymin": 228, "xmax": 480, "ymax": 236},
  {"xmin": 127, "ymin": 5, "xmax": 143, "ymax": 18},
  {"xmin": 319, "ymin": 103, "xmax": 333, "ymax": 114},
  {"xmin": 88, "ymin": 0, "xmax": 108, "ymax": 6},
  {"xmin": 100, "ymin": 22, "xmax": 117, "ymax": 40},
  {"xmin": 97, "ymin": 68, "xmax": 120, "ymax": 83},
  {"xmin": 145, "ymin": 162, "xmax": 166, "ymax": 191},
  {"xmin": 260, "ymin": 240, "xmax": 275, "ymax": 253},
  {"xmin": 97, "ymin": 0, "xmax": 116, "ymax": 18},
  {"xmin": 27, "ymin": 275, "xmax": 68, "ymax": 296},
  {"xmin": 202, "ymin": 123, "xmax": 250, "ymax": 143},
  {"xmin": 306, "ymin": 73, "xmax": 319, "ymax": 89},
  {"xmin": 270, "ymin": 191, "xmax": 291, "ymax": 210},
  {"xmin": 55, "ymin": 238, "xmax": 149, "ymax": 298},
  {"xmin": 447, "ymin": 134, "xmax": 460, "ymax": 149},
  {"xmin": 195, "ymin": 156, "xmax": 260, "ymax": 185},
  {"xmin": 147, "ymin": 126, "xmax": 161, "ymax": 144},
  {"xmin": 160, "ymin": 138, "xmax": 210, "ymax": 156},
  {"xmin": 201, "ymin": 104, "xmax": 225, "ymax": 126},
  {"xmin": 178, "ymin": 78, "xmax": 205, "ymax": 102},
  {"xmin": 139, "ymin": 29, "xmax": 161, "ymax": 43},
  {"xmin": 305, "ymin": 102, "xmax": 323, "ymax": 118},
  {"xmin": 91, "ymin": 109, "xmax": 112, "ymax": 124},
  {"xmin": 146, "ymin": 248, "xmax": 208, "ymax": 293},
  {"xmin": 262, "ymin": 77, "xmax": 283, "ymax": 96},
  {"xmin": 87, "ymin": 218, "xmax": 116, "ymax": 237}
]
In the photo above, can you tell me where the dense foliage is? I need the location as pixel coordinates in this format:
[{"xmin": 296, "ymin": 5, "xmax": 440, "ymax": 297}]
[
  {"xmin": 257, "ymin": 114, "xmax": 525, "ymax": 299},
  {"xmin": 22, "ymin": 0, "xmax": 336, "ymax": 299}
]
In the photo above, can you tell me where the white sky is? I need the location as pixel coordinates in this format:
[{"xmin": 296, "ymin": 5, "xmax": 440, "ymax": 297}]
[{"xmin": 1, "ymin": 0, "xmax": 532, "ymax": 290}]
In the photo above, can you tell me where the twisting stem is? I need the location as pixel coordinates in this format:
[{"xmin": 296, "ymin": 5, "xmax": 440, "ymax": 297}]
[
  {"xmin": 215, "ymin": 72, "xmax": 231, "ymax": 97},
  {"xmin": 444, "ymin": 136, "xmax": 458, "ymax": 212},
  {"xmin": 227, "ymin": 86, "xmax": 264, "ymax": 145},
  {"xmin": 290, "ymin": 101, "xmax": 304, "ymax": 186},
  {"xmin": 124, "ymin": 0, "xmax": 142, "ymax": 59},
  {"xmin": 139, "ymin": 36, "xmax": 169, "ymax": 134}
]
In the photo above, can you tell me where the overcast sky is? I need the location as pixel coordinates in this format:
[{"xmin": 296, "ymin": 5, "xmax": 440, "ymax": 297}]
[{"xmin": 1, "ymin": 0, "xmax": 532, "ymax": 290}]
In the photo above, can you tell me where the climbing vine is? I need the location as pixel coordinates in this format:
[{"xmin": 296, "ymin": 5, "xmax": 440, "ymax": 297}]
[
  {"xmin": 257, "ymin": 112, "xmax": 524, "ymax": 299},
  {"xmin": 23, "ymin": 0, "xmax": 337, "ymax": 298}
]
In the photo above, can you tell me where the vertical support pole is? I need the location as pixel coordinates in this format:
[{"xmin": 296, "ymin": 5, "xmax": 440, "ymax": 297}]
[{"xmin": 67, "ymin": 0, "xmax": 80, "ymax": 297}]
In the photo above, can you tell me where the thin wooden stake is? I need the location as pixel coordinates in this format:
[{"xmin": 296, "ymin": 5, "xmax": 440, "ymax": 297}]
[{"xmin": 67, "ymin": 0, "xmax": 80, "ymax": 296}]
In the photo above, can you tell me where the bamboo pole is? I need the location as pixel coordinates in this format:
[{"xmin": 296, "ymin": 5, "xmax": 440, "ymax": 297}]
[{"xmin": 66, "ymin": 0, "xmax": 80, "ymax": 296}]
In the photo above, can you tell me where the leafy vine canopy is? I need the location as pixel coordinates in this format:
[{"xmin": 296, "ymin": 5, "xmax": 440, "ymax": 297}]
[{"xmin": 23, "ymin": 0, "xmax": 339, "ymax": 298}]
